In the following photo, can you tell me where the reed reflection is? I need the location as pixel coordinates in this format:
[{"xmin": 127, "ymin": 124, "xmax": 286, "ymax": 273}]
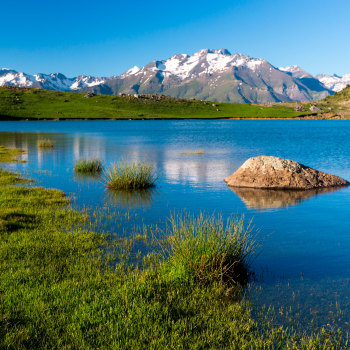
[
  {"xmin": 106, "ymin": 188, "xmax": 157, "ymax": 209},
  {"xmin": 74, "ymin": 172, "xmax": 101, "ymax": 184}
]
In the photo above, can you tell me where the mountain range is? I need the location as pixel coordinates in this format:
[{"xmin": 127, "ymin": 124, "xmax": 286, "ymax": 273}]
[{"xmin": 1, "ymin": 49, "xmax": 349, "ymax": 103}]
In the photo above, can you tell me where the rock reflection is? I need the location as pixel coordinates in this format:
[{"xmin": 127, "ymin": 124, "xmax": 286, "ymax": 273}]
[
  {"xmin": 228, "ymin": 186, "xmax": 343, "ymax": 210},
  {"xmin": 106, "ymin": 188, "xmax": 157, "ymax": 209}
]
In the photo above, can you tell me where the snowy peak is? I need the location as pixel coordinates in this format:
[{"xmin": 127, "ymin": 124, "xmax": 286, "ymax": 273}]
[
  {"xmin": 0, "ymin": 69, "xmax": 107, "ymax": 91},
  {"xmin": 127, "ymin": 49, "xmax": 268, "ymax": 81},
  {"xmin": 121, "ymin": 66, "xmax": 140, "ymax": 77},
  {"xmin": 316, "ymin": 73, "xmax": 350, "ymax": 92},
  {"xmin": 279, "ymin": 65, "xmax": 313, "ymax": 79},
  {"xmin": 0, "ymin": 69, "xmax": 36, "ymax": 87},
  {"xmin": 70, "ymin": 75, "xmax": 106, "ymax": 90}
]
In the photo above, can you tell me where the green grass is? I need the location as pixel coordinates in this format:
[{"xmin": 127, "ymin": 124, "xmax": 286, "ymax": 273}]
[
  {"xmin": 161, "ymin": 214, "xmax": 257, "ymax": 285},
  {"xmin": 0, "ymin": 145, "xmax": 26, "ymax": 162},
  {"xmin": 0, "ymin": 86, "xmax": 312, "ymax": 120},
  {"xmin": 324, "ymin": 85, "xmax": 350, "ymax": 103},
  {"xmin": 37, "ymin": 138, "xmax": 55, "ymax": 149},
  {"xmin": 0, "ymin": 145, "xmax": 349, "ymax": 349},
  {"xmin": 74, "ymin": 157, "xmax": 102, "ymax": 174},
  {"xmin": 103, "ymin": 161, "xmax": 159, "ymax": 190}
]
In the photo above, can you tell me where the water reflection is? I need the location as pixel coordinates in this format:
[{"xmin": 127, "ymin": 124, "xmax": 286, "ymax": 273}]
[
  {"xmin": 74, "ymin": 173, "xmax": 101, "ymax": 184},
  {"xmin": 229, "ymin": 186, "xmax": 344, "ymax": 210},
  {"xmin": 106, "ymin": 188, "xmax": 157, "ymax": 209},
  {"xmin": 0, "ymin": 131, "xmax": 235, "ymax": 186}
]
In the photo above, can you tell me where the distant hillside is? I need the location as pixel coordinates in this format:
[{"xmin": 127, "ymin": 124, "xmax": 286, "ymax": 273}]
[
  {"xmin": 0, "ymin": 49, "xmax": 335, "ymax": 104},
  {"xmin": 0, "ymin": 86, "xmax": 312, "ymax": 120},
  {"xmin": 324, "ymin": 85, "xmax": 350, "ymax": 103}
]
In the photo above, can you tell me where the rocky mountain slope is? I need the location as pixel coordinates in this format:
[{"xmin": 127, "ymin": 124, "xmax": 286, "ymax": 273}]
[{"xmin": 0, "ymin": 49, "xmax": 342, "ymax": 103}]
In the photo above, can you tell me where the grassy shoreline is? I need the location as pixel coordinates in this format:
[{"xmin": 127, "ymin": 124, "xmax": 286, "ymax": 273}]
[
  {"xmin": 0, "ymin": 86, "xmax": 316, "ymax": 120},
  {"xmin": 0, "ymin": 146, "xmax": 348, "ymax": 348}
]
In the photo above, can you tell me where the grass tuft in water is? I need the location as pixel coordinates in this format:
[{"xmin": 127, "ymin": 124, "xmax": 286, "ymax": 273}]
[
  {"xmin": 37, "ymin": 138, "xmax": 55, "ymax": 149},
  {"xmin": 74, "ymin": 157, "xmax": 102, "ymax": 174},
  {"xmin": 162, "ymin": 214, "xmax": 258, "ymax": 285},
  {"xmin": 103, "ymin": 161, "xmax": 158, "ymax": 190}
]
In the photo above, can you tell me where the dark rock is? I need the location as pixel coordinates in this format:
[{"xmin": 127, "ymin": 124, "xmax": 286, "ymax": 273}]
[
  {"xmin": 84, "ymin": 92, "xmax": 95, "ymax": 98},
  {"xmin": 310, "ymin": 105, "xmax": 322, "ymax": 113}
]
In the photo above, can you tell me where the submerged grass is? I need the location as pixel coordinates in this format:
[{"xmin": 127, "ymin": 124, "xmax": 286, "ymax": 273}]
[
  {"xmin": 180, "ymin": 149, "xmax": 205, "ymax": 155},
  {"xmin": 0, "ymin": 145, "xmax": 348, "ymax": 349},
  {"xmin": 74, "ymin": 157, "xmax": 102, "ymax": 174},
  {"xmin": 0, "ymin": 145, "xmax": 26, "ymax": 162},
  {"xmin": 37, "ymin": 138, "xmax": 54, "ymax": 149},
  {"xmin": 103, "ymin": 161, "xmax": 158, "ymax": 190}
]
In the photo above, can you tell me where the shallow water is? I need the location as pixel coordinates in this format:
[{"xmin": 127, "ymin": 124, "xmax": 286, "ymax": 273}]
[{"xmin": 1, "ymin": 120, "xmax": 350, "ymax": 331}]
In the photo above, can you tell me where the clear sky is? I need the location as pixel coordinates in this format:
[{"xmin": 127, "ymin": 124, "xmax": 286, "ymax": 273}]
[{"xmin": 1, "ymin": 0, "xmax": 349, "ymax": 77}]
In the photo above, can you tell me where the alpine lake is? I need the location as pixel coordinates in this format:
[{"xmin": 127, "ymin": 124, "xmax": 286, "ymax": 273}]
[{"xmin": 1, "ymin": 119, "xmax": 350, "ymax": 333}]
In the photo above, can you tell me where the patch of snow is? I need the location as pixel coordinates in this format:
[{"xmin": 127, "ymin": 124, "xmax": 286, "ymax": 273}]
[
  {"xmin": 316, "ymin": 73, "xmax": 350, "ymax": 92},
  {"xmin": 279, "ymin": 65, "xmax": 312, "ymax": 79},
  {"xmin": 121, "ymin": 66, "xmax": 140, "ymax": 77}
]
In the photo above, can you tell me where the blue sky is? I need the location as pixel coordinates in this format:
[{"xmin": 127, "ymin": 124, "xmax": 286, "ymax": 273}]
[{"xmin": 1, "ymin": 0, "xmax": 349, "ymax": 77}]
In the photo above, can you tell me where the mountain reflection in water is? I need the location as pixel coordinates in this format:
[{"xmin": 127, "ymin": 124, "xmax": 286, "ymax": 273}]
[{"xmin": 228, "ymin": 186, "xmax": 343, "ymax": 210}]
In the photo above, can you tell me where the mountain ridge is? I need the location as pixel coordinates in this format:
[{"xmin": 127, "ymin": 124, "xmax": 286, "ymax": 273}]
[{"xmin": 1, "ymin": 49, "xmax": 344, "ymax": 103}]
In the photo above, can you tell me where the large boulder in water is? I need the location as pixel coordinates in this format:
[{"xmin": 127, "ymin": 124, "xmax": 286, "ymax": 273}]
[{"xmin": 225, "ymin": 156, "xmax": 349, "ymax": 190}]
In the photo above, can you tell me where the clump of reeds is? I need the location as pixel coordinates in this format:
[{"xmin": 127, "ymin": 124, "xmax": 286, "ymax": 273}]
[
  {"xmin": 74, "ymin": 158, "xmax": 102, "ymax": 174},
  {"xmin": 37, "ymin": 139, "xmax": 55, "ymax": 149},
  {"xmin": 180, "ymin": 150, "xmax": 204, "ymax": 155},
  {"xmin": 163, "ymin": 214, "xmax": 258, "ymax": 285},
  {"xmin": 103, "ymin": 161, "xmax": 158, "ymax": 190}
]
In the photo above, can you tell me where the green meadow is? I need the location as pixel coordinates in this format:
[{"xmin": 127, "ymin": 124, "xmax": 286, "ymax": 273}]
[{"xmin": 0, "ymin": 86, "xmax": 312, "ymax": 120}]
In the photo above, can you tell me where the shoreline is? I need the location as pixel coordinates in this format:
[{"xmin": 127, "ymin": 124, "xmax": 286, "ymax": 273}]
[{"xmin": 0, "ymin": 114, "xmax": 346, "ymax": 121}]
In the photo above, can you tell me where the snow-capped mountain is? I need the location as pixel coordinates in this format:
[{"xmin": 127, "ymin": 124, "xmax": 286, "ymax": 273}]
[
  {"xmin": 0, "ymin": 69, "xmax": 37, "ymax": 88},
  {"xmin": 121, "ymin": 49, "xmax": 266, "ymax": 80},
  {"xmin": 0, "ymin": 49, "xmax": 341, "ymax": 103},
  {"xmin": 316, "ymin": 73, "xmax": 350, "ymax": 92},
  {"xmin": 0, "ymin": 68, "xmax": 106, "ymax": 91},
  {"xmin": 89, "ymin": 49, "xmax": 332, "ymax": 103}
]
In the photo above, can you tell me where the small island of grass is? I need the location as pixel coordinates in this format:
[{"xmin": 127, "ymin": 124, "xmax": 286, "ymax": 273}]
[
  {"xmin": 74, "ymin": 157, "xmax": 102, "ymax": 174},
  {"xmin": 103, "ymin": 161, "xmax": 158, "ymax": 190},
  {"xmin": 37, "ymin": 138, "xmax": 55, "ymax": 149}
]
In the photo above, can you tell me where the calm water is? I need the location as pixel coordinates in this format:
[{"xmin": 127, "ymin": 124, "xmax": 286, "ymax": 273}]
[{"xmin": 1, "ymin": 120, "xmax": 350, "ymax": 331}]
